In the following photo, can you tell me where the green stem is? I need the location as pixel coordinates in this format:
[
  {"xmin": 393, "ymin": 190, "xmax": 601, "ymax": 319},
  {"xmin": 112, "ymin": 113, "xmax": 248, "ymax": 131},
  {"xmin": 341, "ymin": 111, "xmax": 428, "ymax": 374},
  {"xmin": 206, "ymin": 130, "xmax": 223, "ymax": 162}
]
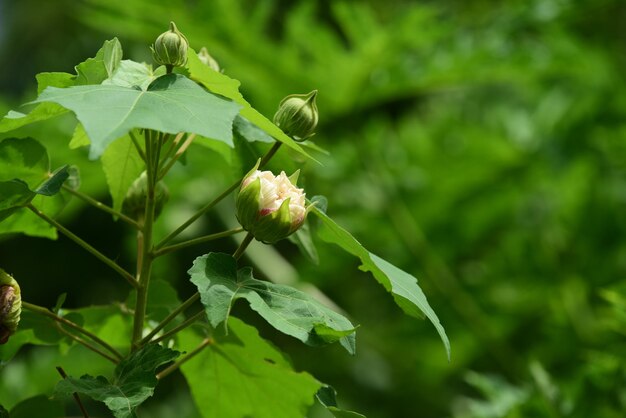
[
  {"xmin": 131, "ymin": 130, "xmax": 159, "ymax": 351},
  {"xmin": 61, "ymin": 185, "xmax": 141, "ymax": 230},
  {"xmin": 155, "ymin": 142, "xmax": 283, "ymax": 249},
  {"xmin": 233, "ymin": 232, "xmax": 254, "ymax": 261},
  {"xmin": 151, "ymin": 310, "xmax": 205, "ymax": 345},
  {"xmin": 158, "ymin": 133, "xmax": 196, "ymax": 180},
  {"xmin": 22, "ymin": 302, "xmax": 123, "ymax": 361},
  {"xmin": 153, "ymin": 227, "xmax": 244, "ymax": 257},
  {"xmin": 54, "ymin": 322, "xmax": 119, "ymax": 364},
  {"xmin": 129, "ymin": 130, "xmax": 147, "ymax": 162},
  {"xmin": 156, "ymin": 337, "xmax": 213, "ymax": 380},
  {"xmin": 26, "ymin": 204, "xmax": 137, "ymax": 288},
  {"xmin": 139, "ymin": 293, "xmax": 200, "ymax": 345}
]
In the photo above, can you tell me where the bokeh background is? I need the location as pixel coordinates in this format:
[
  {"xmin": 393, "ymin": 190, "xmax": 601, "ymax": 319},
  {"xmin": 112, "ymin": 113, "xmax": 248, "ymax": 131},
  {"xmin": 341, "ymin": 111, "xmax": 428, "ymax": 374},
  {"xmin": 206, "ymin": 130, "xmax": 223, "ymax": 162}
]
[{"xmin": 1, "ymin": 0, "xmax": 626, "ymax": 417}]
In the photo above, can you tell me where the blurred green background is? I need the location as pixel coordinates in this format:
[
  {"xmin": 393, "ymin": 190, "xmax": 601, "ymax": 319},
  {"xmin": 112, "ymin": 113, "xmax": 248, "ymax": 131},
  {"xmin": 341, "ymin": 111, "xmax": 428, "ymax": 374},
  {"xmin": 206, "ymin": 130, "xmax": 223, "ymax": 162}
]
[{"xmin": 1, "ymin": 0, "xmax": 626, "ymax": 417}]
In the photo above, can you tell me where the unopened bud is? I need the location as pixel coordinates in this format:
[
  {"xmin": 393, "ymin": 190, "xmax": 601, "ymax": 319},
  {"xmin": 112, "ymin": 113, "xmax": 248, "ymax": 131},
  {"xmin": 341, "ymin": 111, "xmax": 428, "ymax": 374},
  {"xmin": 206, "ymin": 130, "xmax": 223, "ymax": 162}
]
[
  {"xmin": 122, "ymin": 172, "xmax": 170, "ymax": 220},
  {"xmin": 236, "ymin": 167, "xmax": 308, "ymax": 243},
  {"xmin": 197, "ymin": 47, "xmax": 221, "ymax": 72},
  {"xmin": 0, "ymin": 269, "xmax": 21, "ymax": 345},
  {"xmin": 273, "ymin": 90, "xmax": 318, "ymax": 141},
  {"xmin": 151, "ymin": 22, "xmax": 189, "ymax": 68}
]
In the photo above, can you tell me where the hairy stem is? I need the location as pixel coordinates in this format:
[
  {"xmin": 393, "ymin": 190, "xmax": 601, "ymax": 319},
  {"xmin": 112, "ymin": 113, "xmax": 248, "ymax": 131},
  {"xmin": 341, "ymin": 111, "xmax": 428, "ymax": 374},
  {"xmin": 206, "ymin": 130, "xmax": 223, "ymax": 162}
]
[
  {"xmin": 57, "ymin": 366, "xmax": 90, "ymax": 418},
  {"xmin": 26, "ymin": 204, "xmax": 137, "ymax": 288},
  {"xmin": 131, "ymin": 130, "xmax": 159, "ymax": 351},
  {"xmin": 139, "ymin": 293, "xmax": 200, "ymax": 345},
  {"xmin": 151, "ymin": 310, "xmax": 205, "ymax": 345},
  {"xmin": 153, "ymin": 227, "xmax": 244, "ymax": 257},
  {"xmin": 22, "ymin": 302, "xmax": 123, "ymax": 360},
  {"xmin": 156, "ymin": 338, "xmax": 213, "ymax": 380},
  {"xmin": 233, "ymin": 232, "xmax": 254, "ymax": 261},
  {"xmin": 155, "ymin": 142, "xmax": 283, "ymax": 249},
  {"xmin": 158, "ymin": 133, "xmax": 196, "ymax": 180},
  {"xmin": 61, "ymin": 185, "xmax": 141, "ymax": 229},
  {"xmin": 54, "ymin": 323, "xmax": 119, "ymax": 364}
]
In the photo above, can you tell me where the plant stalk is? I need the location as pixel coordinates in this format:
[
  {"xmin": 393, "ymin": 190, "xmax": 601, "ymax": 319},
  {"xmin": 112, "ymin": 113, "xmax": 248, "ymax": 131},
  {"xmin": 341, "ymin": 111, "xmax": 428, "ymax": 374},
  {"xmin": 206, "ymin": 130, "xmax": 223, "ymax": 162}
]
[
  {"xmin": 22, "ymin": 301, "xmax": 123, "ymax": 360},
  {"xmin": 156, "ymin": 338, "xmax": 213, "ymax": 380},
  {"xmin": 26, "ymin": 204, "xmax": 137, "ymax": 288},
  {"xmin": 140, "ymin": 293, "xmax": 200, "ymax": 345},
  {"xmin": 61, "ymin": 185, "xmax": 141, "ymax": 229},
  {"xmin": 153, "ymin": 227, "xmax": 244, "ymax": 257}
]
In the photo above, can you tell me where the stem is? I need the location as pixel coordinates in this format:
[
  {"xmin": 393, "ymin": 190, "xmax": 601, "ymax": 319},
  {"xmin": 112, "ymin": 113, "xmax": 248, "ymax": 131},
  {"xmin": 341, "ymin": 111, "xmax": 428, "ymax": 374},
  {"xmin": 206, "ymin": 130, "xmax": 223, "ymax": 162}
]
[
  {"xmin": 26, "ymin": 204, "xmax": 137, "ymax": 288},
  {"xmin": 23, "ymin": 302, "xmax": 123, "ymax": 360},
  {"xmin": 61, "ymin": 185, "xmax": 141, "ymax": 230},
  {"xmin": 155, "ymin": 141, "xmax": 283, "ymax": 249},
  {"xmin": 156, "ymin": 338, "xmax": 213, "ymax": 380},
  {"xmin": 152, "ymin": 310, "xmax": 205, "ymax": 345},
  {"xmin": 139, "ymin": 293, "xmax": 200, "ymax": 345},
  {"xmin": 153, "ymin": 227, "xmax": 244, "ymax": 257},
  {"xmin": 233, "ymin": 232, "xmax": 254, "ymax": 261},
  {"xmin": 158, "ymin": 133, "xmax": 196, "ymax": 180},
  {"xmin": 54, "ymin": 323, "xmax": 119, "ymax": 364},
  {"xmin": 160, "ymin": 132, "xmax": 184, "ymax": 169},
  {"xmin": 132, "ymin": 130, "xmax": 159, "ymax": 351},
  {"xmin": 57, "ymin": 367, "xmax": 90, "ymax": 418},
  {"xmin": 129, "ymin": 130, "xmax": 147, "ymax": 162}
]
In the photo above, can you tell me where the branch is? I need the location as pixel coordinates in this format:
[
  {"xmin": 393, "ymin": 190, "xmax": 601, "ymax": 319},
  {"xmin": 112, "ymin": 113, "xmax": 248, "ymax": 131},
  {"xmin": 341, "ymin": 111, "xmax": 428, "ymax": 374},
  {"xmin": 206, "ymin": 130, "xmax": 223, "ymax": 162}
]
[
  {"xmin": 57, "ymin": 366, "xmax": 90, "ymax": 418},
  {"xmin": 156, "ymin": 337, "xmax": 213, "ymax": 380},
  {"xmin": 26, "ymin": 204, "xmax": 138, "ymax": 288},
  {"xmin": 139, "ymin": 293, "xmax": 200, "ymax": 345},
  {"xmin": 61, "ymin": 185, "xmax": 141, "ymax": 230},
  {"xmin": 153, "ymin": 227, "xmax": 244, "ymax": 257}
]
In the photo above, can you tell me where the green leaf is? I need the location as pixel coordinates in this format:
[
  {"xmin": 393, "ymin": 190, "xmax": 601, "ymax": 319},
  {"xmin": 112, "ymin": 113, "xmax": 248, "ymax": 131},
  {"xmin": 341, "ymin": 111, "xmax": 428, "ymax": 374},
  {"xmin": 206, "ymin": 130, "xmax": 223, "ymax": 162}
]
[
  {"xmin": 0, "ymin": 38, "xmax": 121, "ymax": 134},
  {"xmin": 0, "ymin": 180, "xmax": 34, "ymax": 222},
  {"xmin": 101, "ymin": 135, "xmax": 144, "ymax": 213},
  {"xmin": 0, "ymin": 404, "xmax": 6, "ymax": 418},
  {"xmin": 186, "ymin": 49, "xmax": 311, "ymax": 159},
  {"xmin": 233, "ymin": 115, "xmax": 274, "ymax": 143},
  {"xmin": 289, "ymin": 218, "xmax": 320, "ymax": 264},
  {"xmin": 103, "ymin": 60, "xmax": 166, "ymax": 90},
  {"xmin": 74, "ymin": 38, "xmax": 123, "ymax": 85},
  {"xmin": 311, "ymin": 207, "xmax": 451, "ymax": 360},
  {"xmin": 55, "ymin": 344, "xmax": 179, "ymax": 418},
  {"xmin": 189, "ymin": 252, "xmax": 356, "ymax": 353},
  {"xmin": 35, "ymin": 165, "xmax": 70, "ymax": 196},
  {"xmin": 0, "ymin": 137, "xmax": 49, "ymax": 187},
  {"xmin": 34, "ymin": 74, "xmax": 241, "ymax": 159},
  {"xmin": 179, "ymin": 318, "xmax": 321, "ymax": 418},
  {"xmin": 69, "ymin": 123, "xmax": 90, "ymax": 149},
  {"xmin": 316, "ymin": 385, "xmax": 367, "ymax": 418},
  {"xmin": 9, "ymin": 395, "xmax": 64, "ymax": 418},
  {"xmin": 0, "ymin": 310, "xmax": 65, "ymax": 362}
]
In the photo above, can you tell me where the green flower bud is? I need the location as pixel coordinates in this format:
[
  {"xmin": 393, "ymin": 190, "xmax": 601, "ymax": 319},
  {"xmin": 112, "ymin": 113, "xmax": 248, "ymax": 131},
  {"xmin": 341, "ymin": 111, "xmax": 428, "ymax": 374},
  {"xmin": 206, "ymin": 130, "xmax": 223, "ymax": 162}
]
[
  {"xmin": 151, "ymin": 21, "xmax": 189, "ymax": 68},
  {"xmin": 0, "ymin": 269, "xmax": 21, "ymax": 345},
  {"xmin": 236, "ymin": 168, "xmax": 308, "ymax": 244},
  {"xmin": 197, "ymin": 47, "xmax": 221, "ymax": 72},
  {"xmin": 273, "ymin": 90, "xmax": 319, "ymax": 142},
  {"xmin": 122, "ymin": 172, "xmax": 170, "ymax": 220}
]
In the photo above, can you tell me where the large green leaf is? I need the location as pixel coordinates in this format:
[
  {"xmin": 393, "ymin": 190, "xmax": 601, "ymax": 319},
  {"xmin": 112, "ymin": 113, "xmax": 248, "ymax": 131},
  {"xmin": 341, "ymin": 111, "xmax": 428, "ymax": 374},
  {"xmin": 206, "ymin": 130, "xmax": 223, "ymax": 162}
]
[
  {"xmin": 103, "ymin": 60, "xmax": 166, "ymax": 90},
  {"xmin": 101, "ymin": 135, "xmax": 144, "ymax": 213},
  {"xmin": 0, "ymin": 39, "xmax": 121, "ymax": 134},
  {"xmin": 179, "ymin": 318, "xmax": 321, "ymax": 418},
  {"xmin": 186, "ymin": 49, "xmax": 310, "ymax": 159},
  {"xmin": 189, "ymin": 252, "xmax": 356, "ymax": 353},
  {"xmin": 55, "ymin": 344, "xmax": 179, "ymax": 418},
  {"xmin": 0, "ymin": 138, "xmax": 70, "ymax": 237},
  {"xmin": 311, "ymin": 206, "xmax": 451, "ymax": 360},
  {"xmin": 33, "ymin": 73, "xmax": 241, "ymax": 159}
]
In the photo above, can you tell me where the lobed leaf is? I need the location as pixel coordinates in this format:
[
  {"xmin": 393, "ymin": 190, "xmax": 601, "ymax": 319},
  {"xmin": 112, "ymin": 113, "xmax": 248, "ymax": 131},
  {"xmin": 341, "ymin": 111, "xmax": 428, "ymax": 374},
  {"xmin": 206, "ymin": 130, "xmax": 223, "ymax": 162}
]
[
  {"xmin": 56, "ymin": 344, "xmax": 179, "ymax": 418},
  {"xmin": 33, "ymin": 74, "xmax": 241, "ymax": 159},
  {"xmin": 189, "ymin": 252, "xmax": 356, "ymax": 353},
  {"xmin": 311, "ymin": 206, "xmax": 451, "ymax": 360},
  {"xmin": 186, "ymin": 49, "xmax": 311, "ymax": 159},
  {"xmin": 179, "ymin": 318, "xmax": 321, "ymax": 418}
]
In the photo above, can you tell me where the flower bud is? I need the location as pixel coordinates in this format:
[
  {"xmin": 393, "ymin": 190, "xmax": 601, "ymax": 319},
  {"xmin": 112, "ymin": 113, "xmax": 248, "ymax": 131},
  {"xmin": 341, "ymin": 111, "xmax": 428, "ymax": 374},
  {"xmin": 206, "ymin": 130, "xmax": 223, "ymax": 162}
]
[
  {"xmin": 197, "ymin": 47, "xmax": 221, "ymax": 72},
  {"xmin": 273, "ymin": 90, "xmax": 319, "ymax": 141},
  {"xmin": 236, "ymin": 168, "xmax": 308, "ymax": 243},
  {"xmin": 151, "ymin": 21, "xmax": 189, "ymax": 68},
  {"xmin": 0, "ymin": 269, "xmax": 21, "ymax": 345},
  {"xmin": 122, "ymin": 172, "xmax": 170, "ymax": 220}
]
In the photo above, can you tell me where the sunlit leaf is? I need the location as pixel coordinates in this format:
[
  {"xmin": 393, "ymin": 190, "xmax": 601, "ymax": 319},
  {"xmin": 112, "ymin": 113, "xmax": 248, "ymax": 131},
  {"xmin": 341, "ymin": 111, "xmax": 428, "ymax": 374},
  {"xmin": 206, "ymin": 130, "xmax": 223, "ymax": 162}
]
[
  {"xmin": 311, "ymin": 206, "xmax": 451, "ymax": 360},
  {"xmin": 33, "ymin": 74, "xmax": 241, "ymax": 159},
  {"xmin": 316, "ymin": 385, "xmax": 367, "ymax": 418},
  {"xmin": 179, "ymin": 318, "xmax": 321, "ymax": 418},
  {"xmin": 189, "ymin": 252, "xmax": 356, "ymax": 353},
  {"xmin": 186, "ymin": 49, "xmax": 311, "ymax": 159},
  {"xmin": 101, "ymin": 135, "xmax": 144, "ymax": 213},
  {"xmin": 56, "ymin": 344, "xmax": 179, "ymax": 418}
]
